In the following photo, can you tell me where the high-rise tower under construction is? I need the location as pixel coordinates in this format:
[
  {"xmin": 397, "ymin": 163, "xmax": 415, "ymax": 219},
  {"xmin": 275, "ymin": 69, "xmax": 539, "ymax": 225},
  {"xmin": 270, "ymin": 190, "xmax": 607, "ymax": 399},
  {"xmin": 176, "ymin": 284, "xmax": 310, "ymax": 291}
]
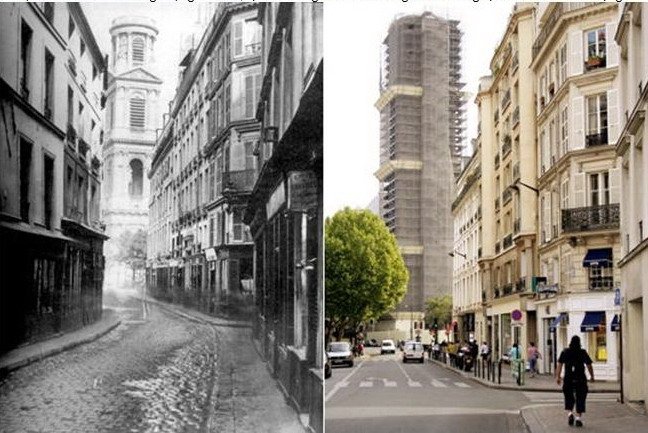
[{"xmin": 374, "ymin": 12, "xmax": 465, "ymax": 336}]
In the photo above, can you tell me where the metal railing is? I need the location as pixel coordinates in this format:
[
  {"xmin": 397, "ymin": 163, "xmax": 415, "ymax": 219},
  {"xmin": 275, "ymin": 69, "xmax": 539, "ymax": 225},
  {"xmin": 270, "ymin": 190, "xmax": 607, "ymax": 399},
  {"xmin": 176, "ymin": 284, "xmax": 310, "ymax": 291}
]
[
  {"xmin": 223, "ymin": 169, "xmax": 257, "ymax": 192},
  {"xmin": 561, "ymin": 203, "xmax": 620, "ymax": 232},
  {"xmin": 586, "ymin": 130, "xmax": 609, "ymax": 147},
  {"xmin": 503, "ymin": 234, "xmax": 513, "ymax": 249}
]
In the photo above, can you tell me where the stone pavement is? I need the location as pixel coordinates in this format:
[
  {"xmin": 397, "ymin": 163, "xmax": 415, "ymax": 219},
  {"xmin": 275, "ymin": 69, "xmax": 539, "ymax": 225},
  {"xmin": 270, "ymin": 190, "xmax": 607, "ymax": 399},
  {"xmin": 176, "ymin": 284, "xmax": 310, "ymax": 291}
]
[
  {"xmin": 0, "ymin": 308, "xmax": 121, "ymax": 376},
  {"xmin": 521, "ymin": 401, "xmax": 648, "ymax": 432}
]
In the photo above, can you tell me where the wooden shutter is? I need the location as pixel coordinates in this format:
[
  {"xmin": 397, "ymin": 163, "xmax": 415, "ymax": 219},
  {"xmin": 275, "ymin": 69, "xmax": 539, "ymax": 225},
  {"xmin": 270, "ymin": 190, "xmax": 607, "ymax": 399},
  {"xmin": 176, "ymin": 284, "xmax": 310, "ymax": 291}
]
[
  {"xmin": 571, "ymin": 96, "xmax": 584, "ymax": 150},
  {"xmin": 233, "ymin": 22, "xmax": 243, "ymax": 57},
  {"xmin": 609, "ymin": 167, "xmax": 621, "ymax": 204},
  {"xmin": 573, "ymin": 172, "xmax": 586, "ymax": 208},
  {"xmin": 606, "ymin": 22, "xmax": 619, "ymax": 68},
  {"xmin": 569, "ymin": 31, "xmax": 583, "ymax": 76},
  {"xmin": 543, "ymin": 192, "xmax": 551, "ymax": 242},
  {"xmin": 607, "ymin": 89, "xmax": 619, "ymax": 144}
]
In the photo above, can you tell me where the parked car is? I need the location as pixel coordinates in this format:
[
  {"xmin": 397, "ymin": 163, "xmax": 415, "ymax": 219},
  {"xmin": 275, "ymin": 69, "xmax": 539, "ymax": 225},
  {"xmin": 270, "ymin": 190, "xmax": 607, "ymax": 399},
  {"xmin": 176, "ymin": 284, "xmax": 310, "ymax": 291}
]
[
  {"xmin": 327, "ymin": 341, "xmax": 354, "ymax": 367},
  {"xmin": 403, "ymin": 341, "xmax": 425, "ymax": 363},
  {"xmin": 380, "ymin": 339, "xmax": 397, "ymax": 354},
  {"xmin": 325, "ymin": 353, "xmax": 332, "ymax": 378}
]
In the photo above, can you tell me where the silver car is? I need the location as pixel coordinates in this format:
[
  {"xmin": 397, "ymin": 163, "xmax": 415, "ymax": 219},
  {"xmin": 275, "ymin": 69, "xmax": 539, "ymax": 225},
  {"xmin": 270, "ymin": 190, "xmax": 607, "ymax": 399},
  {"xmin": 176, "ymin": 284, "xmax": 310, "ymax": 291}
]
[{"xmin": 327, "ymin": 341, "xmax": 354, "ymax": 367}]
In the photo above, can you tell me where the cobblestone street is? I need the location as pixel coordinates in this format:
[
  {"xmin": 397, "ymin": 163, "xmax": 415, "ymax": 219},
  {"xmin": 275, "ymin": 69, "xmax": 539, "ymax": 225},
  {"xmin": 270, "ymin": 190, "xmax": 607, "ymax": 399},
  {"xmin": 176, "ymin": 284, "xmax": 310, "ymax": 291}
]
[{"xmin": 0, "ymin": 290, "xmax": 267, "ymax": 433}]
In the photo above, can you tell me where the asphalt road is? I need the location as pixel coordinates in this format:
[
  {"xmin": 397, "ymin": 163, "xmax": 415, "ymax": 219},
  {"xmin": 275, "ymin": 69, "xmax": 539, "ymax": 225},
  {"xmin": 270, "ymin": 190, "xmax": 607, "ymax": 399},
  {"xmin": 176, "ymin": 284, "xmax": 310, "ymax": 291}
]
[{"xmin": 325, "ymin": 350, "xmax": 529, "ymax": 433}]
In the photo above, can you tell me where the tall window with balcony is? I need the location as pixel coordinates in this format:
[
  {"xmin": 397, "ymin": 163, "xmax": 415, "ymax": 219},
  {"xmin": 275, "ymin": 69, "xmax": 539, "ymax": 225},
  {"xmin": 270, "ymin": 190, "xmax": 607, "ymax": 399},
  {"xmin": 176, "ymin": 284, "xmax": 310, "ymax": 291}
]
[
  {"xmin": 44, "ymin": 50, "xmax": 54, "ymax": 120},
  {"xmin": 585, "ymin": 28, "xmax": 606, "ymax": 71},
  {"xmin": 586, "ymin": 94, "xmax": 607, "ymax": 147},
  {"xmin": 20, "ymin": 21, "xmax": 33, "ymax": 101}
]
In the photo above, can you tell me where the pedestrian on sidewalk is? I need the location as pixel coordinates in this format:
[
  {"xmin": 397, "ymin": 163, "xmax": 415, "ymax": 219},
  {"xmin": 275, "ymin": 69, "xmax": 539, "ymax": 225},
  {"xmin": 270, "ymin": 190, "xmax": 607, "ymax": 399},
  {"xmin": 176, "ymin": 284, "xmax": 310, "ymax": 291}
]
[
  {"xmin": 555, "ymin": 335, "xmax": 595, "ymax": 428},
  {"xmin": 527, "ymin": 342, "xmax": 542, "ymax": 377},
  {"xmin": 480, "ymin": 341, "xmax": 490, "ymax": 361}
]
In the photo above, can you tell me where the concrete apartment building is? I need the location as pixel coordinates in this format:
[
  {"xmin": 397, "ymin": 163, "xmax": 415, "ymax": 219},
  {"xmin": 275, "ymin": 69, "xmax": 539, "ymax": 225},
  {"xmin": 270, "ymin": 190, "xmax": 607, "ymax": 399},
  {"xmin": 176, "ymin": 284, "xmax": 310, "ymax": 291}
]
[
  {"xmin": 473, "ymin": 4, "xmax": 538, "ymax": 361},
  {"xmin": 0, "ymin": 3, "xmax": 106, "ymax": 353},
  {"xmin": 374, "ymin": 12, "xmax": 465, "ymax": 340},
  {"xmin": 147, "ymin": 3, "xmax": 260, "ymax": 314},
  {"xmin": 242, "ymin": 3, "xmax": 323, "ymax": 430},
  {"xmin": 531, "ymin": 2, "xmax": 622, "ymax": 380},
  {"xmin": 451, "ymin": 145, "xmax": 483, "ymax": 343},
  {"xmin": 103, "ymin": 16, "xmax": 162, "ymax": 289},
  {"xmin": 615, "ymin": 1, "xmax": 648, "ymax": 404}
]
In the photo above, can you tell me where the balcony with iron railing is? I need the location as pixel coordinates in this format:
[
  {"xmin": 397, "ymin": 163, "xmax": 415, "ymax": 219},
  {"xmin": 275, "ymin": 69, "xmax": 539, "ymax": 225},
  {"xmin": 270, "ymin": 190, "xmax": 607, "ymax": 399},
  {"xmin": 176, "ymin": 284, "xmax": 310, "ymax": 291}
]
[
  {"xmin": 515, "ymin": 277, "xmax": 526, "ymax": 292},
  {"xmin": 503, "ymin": 283, "xmax": 514, "ymax": 296},
  {"xmin": 586, "ymin": 129, "xmax": 608, "ymax": 147},
  {"xmin": 245, "ymin": 42, "xmax": 262, "ymax": 56},
  {"xmin": 532, "ymin": 3, "xmax": 598, "ymax": 59},
  {"xmin": 561, "ymin": 203, "xmax": 620, "ymax": 232},
  {"xmin": 585, "ymin": 55, "xmax": 606, "ymax": 72}
]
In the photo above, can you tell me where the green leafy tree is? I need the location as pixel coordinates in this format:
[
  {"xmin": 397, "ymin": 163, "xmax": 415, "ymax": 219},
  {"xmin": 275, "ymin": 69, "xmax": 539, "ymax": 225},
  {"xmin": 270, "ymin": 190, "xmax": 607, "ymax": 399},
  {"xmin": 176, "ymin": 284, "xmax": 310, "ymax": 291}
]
[
  {"xmin": 424, "ymin": 294, "xmax": 453, "ymax": 330},
  {"xmin": 325, "ymin": 208, "xmax": 408, "ymax": 342},
  {"xmin": 116, "ymin": 229, "xmax": 147, "ymax": 282}
]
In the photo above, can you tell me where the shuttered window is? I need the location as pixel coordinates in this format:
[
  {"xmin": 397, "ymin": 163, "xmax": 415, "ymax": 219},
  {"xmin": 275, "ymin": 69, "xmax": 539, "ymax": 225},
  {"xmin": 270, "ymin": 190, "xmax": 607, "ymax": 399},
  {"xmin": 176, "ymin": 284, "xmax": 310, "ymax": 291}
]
[
  {"xmin": 132, "ymin": 37, "xmax": 144, "ymax": 64},
  {"xmin": 130, "ymin": 97, "xmax": 145, "ymax": 128}
]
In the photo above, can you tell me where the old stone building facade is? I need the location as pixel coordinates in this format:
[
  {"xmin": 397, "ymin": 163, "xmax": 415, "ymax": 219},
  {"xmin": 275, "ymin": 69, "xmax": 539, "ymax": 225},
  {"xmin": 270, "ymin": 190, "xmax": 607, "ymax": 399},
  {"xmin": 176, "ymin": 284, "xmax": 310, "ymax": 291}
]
[{"xmin": 0, "ymin": 3, "xmax": 106, "ymax": 353}]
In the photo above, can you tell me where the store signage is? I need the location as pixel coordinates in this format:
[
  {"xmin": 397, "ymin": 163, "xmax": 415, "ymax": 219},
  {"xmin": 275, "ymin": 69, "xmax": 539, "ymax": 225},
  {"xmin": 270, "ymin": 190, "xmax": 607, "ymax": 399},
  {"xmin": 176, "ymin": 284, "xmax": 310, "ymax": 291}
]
[
  {"xmin": 287, "ymin": 171, "xmax": 317, "ymax": 212},
  {"xmin": 266, "ymin": 180, "xmax": 286, "ymax": 220},
  {"xmin": 205, "ymin": 248, "xmax": 217, "ymax": 262}
]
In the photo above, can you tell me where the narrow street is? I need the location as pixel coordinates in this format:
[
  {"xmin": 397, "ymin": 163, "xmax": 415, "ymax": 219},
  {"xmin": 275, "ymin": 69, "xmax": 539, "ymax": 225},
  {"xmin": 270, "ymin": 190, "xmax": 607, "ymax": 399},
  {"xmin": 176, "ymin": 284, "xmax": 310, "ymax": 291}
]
[
  {"xmin": 325, "ymin": 350, "xmax": 617, "ymax": 433},
  {"xmin": 0, "ymin": 290, "xmax": 303, "ymax": 433}
]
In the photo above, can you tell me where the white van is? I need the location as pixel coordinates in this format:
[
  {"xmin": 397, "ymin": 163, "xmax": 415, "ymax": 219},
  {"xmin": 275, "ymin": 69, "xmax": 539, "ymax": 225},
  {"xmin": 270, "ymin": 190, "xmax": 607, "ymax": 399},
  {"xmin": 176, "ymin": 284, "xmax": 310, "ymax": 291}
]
[{"xmin": 403, "ymin": 341, "xmax": 425, "ymax": 363}]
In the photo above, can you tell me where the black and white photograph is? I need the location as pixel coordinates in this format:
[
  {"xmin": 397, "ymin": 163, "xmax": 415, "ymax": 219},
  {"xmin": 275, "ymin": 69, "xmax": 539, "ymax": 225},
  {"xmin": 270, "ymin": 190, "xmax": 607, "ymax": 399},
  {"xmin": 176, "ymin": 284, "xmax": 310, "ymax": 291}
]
[{"xmin": 0, "ymin": 2, "xmax": 322, "ymax": 432}]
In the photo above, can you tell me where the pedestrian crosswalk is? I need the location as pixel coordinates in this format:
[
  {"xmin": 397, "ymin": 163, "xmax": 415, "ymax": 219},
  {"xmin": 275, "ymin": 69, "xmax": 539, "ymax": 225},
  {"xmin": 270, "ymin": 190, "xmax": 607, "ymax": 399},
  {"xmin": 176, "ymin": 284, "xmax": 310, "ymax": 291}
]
[
  {"xmin": 522, "ymin": 391, "xmax": 619, "ymax": 404},
  {"xmin": 339, "ymin": 378, "xmax": 473, "ymax": 389}
]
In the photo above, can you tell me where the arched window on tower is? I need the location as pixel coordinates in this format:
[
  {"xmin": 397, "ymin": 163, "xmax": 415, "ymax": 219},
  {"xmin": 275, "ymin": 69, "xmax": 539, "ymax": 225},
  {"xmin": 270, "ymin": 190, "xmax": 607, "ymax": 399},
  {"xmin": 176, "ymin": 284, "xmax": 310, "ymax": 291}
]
[
  {"xmin": 132, "ymin": 36, "xmax": 145, "ymax": 65},
  {"xmin": 129, "ymin": 159, "xmax": 143, "ymax": 197},
  {"xmin": 130, "ymin": 95, "xmax": 145, "ymax": 128}
]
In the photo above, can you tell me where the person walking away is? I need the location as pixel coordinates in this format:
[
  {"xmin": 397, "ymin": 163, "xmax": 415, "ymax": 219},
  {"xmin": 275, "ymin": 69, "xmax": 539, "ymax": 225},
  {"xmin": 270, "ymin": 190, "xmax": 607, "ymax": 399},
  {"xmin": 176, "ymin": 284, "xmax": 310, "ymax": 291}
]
[
  {"xmin": 527, "ymin": 342, "xmax": 542, "ymax": 377},
  {"xmin": 480, "ymin": 341, "xmax": 489, "ymax": 361},
  {"xmin": 555, "ymin": 335, "xmax": 594, "ymax": 427},
  {"xmin": 509, "ymin": 343, "xmax": 521, "ymax": 379}
]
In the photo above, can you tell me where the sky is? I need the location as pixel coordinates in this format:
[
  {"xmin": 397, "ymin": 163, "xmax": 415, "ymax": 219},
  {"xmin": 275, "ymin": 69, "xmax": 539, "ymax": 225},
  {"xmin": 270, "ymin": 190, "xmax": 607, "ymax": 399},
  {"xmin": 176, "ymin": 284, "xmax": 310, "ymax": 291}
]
[{"xmin": 324, "ymin": 0, "xmax": 513, "ymax": 217}]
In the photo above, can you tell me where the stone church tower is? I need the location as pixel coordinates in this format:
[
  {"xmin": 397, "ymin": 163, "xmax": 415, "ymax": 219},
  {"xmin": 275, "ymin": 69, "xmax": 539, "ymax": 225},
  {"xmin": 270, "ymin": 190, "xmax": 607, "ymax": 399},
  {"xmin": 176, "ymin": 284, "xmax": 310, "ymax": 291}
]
[{"xmin": 102, "ymin": 17, "xmax": 162, "ymax": 289}]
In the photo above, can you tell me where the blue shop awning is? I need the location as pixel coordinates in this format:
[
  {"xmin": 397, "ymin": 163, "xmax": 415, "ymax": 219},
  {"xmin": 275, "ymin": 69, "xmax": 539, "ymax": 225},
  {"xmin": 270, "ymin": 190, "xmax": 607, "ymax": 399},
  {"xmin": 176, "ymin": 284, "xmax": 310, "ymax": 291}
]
[
  {"xmin": 582, "ymin": 248, "xmax": 613, "ymax": 267},
  {"xmin": 581, "ymin": 311, "xmax": 605, "ymax": 332},
  {"xmin": 611, "ymin": 314, "xmax": 621, "ymax": 332},
  {"xmin": 550, "ymin": 313, "xmax": 566, "ymax": 331}
]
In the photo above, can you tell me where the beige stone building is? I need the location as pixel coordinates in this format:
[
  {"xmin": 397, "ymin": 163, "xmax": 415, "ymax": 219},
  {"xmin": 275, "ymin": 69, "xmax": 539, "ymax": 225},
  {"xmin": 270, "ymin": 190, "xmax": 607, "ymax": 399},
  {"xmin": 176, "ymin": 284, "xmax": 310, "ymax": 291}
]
[
  {"xmin": 476, "ymin": 4, "xmax": 537, "ymax": 361},
  {"xmin": 451, "ymin": 146, "xmax": 483, "ymax": 344},
  {"xmin": 615, "ymin": 1, "xmax": 648, "ymax": 403},
  {"xmin": 531, "ymin": 2, "xmax": 621, "ymax": 380}
]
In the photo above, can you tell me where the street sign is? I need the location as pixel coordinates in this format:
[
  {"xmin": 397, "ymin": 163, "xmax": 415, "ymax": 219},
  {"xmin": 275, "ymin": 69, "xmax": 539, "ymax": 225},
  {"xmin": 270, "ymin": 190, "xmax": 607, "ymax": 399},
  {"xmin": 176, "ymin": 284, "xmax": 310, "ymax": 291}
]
[
  {"xmin": 614, "ymin": 288, "xmax": 621, "ymax": 306},
  {"xmin": 512, "ymin": 309, "xmax": 522, "ymax": 321}
]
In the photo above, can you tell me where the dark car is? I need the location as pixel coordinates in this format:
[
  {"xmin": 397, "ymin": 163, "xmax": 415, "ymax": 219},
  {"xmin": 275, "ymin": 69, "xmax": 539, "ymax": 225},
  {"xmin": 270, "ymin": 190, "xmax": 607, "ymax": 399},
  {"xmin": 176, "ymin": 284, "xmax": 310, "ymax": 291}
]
[{"xmin": 325, "ymin": 353, "xmax": 332, "ymax": 378}]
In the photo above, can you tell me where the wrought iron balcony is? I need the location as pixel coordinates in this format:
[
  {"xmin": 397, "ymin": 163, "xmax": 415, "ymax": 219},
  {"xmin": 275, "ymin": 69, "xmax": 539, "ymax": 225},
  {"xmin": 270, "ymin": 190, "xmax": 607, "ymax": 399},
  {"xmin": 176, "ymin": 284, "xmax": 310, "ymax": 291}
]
[
  {"xmin": 585, "ymin": 55, "xmax": 606, "ymax": 72},
  {"xmin": 586, "ymin": 130, "xmax": 608, "ymax": 147},
  {"xmin": 589, "ymin": 277, "xmax": 614, "ymax": 291},
  {"xmin": 515, "ymin": 277, "xmax": 526, "ymax": 292},
  {"xmin": 503, "ymin": 233, "xmax": 513, "ymax": 249},
  {"xmin": 561, "ymin": 203, "xmax": 620, "ymax": 233}
]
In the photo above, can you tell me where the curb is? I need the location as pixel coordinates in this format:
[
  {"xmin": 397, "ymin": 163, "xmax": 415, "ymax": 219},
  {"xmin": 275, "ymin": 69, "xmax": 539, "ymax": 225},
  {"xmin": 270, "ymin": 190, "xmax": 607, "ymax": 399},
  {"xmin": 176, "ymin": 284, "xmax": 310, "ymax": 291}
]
[
  {"xmin": 427, "ymin": 358, "xmax": 620, "ymax": 393},
  {"xmin": 0, "ymin": 312, "xmax": 121, "ymax": 376},
  {"xmin": 142, "ymin": 297, "xmax": 252, "ymax": 329}
]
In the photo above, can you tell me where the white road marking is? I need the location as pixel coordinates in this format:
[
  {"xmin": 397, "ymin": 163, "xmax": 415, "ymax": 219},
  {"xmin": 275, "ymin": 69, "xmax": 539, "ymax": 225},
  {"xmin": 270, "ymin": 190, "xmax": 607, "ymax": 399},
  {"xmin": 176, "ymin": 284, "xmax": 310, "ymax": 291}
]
[
  {"xmin": 431, "ymin": 379, "xmax": 448, "ymax": 388},
  {"xmin": 384, "ymin": 380, "xmax": 397, "ymax": 387},
  {"xmin": 408, "ymin": 381, "xmax": 422, "ymax": 388},
  {"xmin": 359, "ymin": 381, "xmax": 373, "ymax": 388},
  {"xmin": 454, "ymin": 382, "xmax": 471, "ymax": 388},
  {"xmin": 326, "ymin": 406, "xmax": 520, "ymax": 420},
  {"xmin": 325, "ymin": 360, "xmax": 364, "ymax": 402}
]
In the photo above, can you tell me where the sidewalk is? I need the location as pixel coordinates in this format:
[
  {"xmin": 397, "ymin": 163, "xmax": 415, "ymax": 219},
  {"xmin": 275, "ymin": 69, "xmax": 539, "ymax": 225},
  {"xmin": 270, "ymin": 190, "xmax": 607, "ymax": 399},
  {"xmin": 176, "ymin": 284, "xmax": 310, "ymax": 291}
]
[
  {"xmin": 521, "ymin": 401, "xmax": 648, "ymax": 432},
  {"xmin": 428, "ymin": 357, "xmax": 620, "ymax": 393},
  {"xmin": 141, "ymin": 296, "xmax": 252, "ymax": 329},
  {"xmin": 0, "ymin": 308, "xmax": 121, "ymax": 376}
]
